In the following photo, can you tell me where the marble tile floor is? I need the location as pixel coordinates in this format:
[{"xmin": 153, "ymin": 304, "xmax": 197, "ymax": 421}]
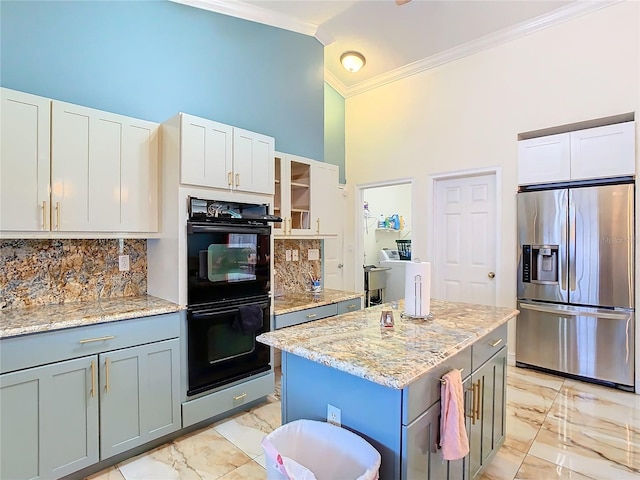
[{"xmin": 88, "ymin": 366, "xmax": 639, "ymax": 480}]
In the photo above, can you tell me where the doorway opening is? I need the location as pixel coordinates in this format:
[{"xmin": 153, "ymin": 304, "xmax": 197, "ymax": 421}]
[{"xmin": 356, "ymin": 180, "xmax": 413, "ymax": 303}]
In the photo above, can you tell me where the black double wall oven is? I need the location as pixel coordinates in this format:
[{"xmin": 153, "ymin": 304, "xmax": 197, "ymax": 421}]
[{"xmin": 186, "ymin": 197, "xmax": 277, "ymax": 397}]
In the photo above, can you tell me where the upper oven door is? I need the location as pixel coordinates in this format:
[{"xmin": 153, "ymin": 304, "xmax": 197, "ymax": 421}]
[{"xmin": 187, "ymin": 222, "xmax": 271, "ymax": 304}]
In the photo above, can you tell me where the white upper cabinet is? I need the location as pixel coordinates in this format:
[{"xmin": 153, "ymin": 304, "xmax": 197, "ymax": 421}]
[
  {"xmin": 570, "ymin": 122, "xmax": 635, "ymax": 181},
  {"xmin": 179, "ymin": 113, "xmax": 274, "ymax": 195},
  {"xmin": 274, "ymin": 152, "xmax": 339, "ymax": 238},
  {"xmin": 51, "ymin": 101, "xmax": 159, "ymax": 232},
  {"xmin": 0, "ymin": 87, "xmax": 159, "ymax": 235},
  {"xmin": 233, "ymin": 127, "xmax": 274, "ymax": 194},
  {"xmin": 120, "ymin": 118, "xmax": 159, "ymax": 232},
  {"xmin": 518, "ymin": 121, "xmax": 636, "ymax": 185},
  {"xmin": 311, "ymin": 161, "xmax": 339, "ymax": 236},
  {"xmin": 0, "ymin": 88, "xmax": 51, "ymax": 232},
  {"xmin": 180, "ymin": 114, "xmax": 233, "ymax": 189},
  {"xmin": 517, "ymin": 133, "xmax": 571, "ymax": 185}
]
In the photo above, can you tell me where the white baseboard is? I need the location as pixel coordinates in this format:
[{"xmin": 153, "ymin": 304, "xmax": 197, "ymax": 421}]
[{"xmin": 508, "ymin": 352, "xmax": 516, "ymax": 367}]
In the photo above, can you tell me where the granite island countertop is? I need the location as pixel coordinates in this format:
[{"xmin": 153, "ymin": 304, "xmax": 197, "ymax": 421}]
[
  {"xmin": 273, "ymin": 288, "xmax": 364, "ymax": 315},
  {"xmin": 0, "ymin": 295, "xmax": 183, "ymax": 339},
  {"xmin": 258, "ymin": 299, "xmax": 518, "ymax": 389}
]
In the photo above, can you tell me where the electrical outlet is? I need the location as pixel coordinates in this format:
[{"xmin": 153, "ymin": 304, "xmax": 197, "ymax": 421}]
[
  {"xmin": 285, "ymin": 250, "xmax": 292, "ymax": 261},
  {"xmin": 308, "ymin": 248, "xmax": 319, "ymax": 261},
  {"xmin": 327, "ymin": 404, "xmax": 341, "ymax": 427},
  {"xmin": 292, "ymin": 249, "xmax": 299, "ymax": 261},
  {"xmin": 118, "ymin": 255, "xmax": 130, "ymax": 272}
]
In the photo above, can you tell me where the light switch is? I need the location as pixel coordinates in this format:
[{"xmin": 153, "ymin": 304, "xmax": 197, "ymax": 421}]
[
  {"xmin": 285, "ymin": 250, "xmax": 292, "ymax": 261},
  {"xmin": 308, "ymin": 248, "xmax": 319, "ymax": 260},
  {"xmin": 292, "ymin": 250, "xmax": 299, "ymax": 261}
]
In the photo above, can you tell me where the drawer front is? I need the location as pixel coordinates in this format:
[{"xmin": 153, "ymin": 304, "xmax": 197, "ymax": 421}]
[
  {"xmin": 274, "ymin": 304, "xmax": 338, "ymax": 329},
  {"xmin": 472, "ymin": 323, "xmax": 508, "ymax": 372},
  {"xmin": 337, "ymin": 298, "xmax": 362, "ymax": 315},
  {"xmin": 182, "ymin": 372, "xmax": 275, "ymax": 427},
  {"xmin": 0, "ymin": 312, "xmax": 182, "ymax": 374},
  {"xmin": 402, "ymin": 346, "xmax": 472, "ymax": 426}
]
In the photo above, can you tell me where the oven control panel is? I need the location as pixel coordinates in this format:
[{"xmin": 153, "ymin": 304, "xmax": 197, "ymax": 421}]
[{"xmin": 188, "ymin": 197, "xmax": 281, "ymax": 223}]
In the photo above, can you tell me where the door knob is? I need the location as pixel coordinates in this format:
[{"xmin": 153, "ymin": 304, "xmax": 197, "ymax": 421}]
[
  {"xmin": 488, "ymin": 272, "xmax": 496, "ymax": 279},
  {"xmin": 338, "ymin": 263, "xmax": 344, "ymax": 269}
]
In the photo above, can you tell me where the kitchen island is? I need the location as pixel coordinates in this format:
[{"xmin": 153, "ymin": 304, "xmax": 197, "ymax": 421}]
[{"xmin": 257, "ymin": 299, "xmax": 518, "ymax": 480}]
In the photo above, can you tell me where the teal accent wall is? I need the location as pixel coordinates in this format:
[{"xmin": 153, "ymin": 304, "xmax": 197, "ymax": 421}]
[
  {"xmin": 0, "ymin": 0, "xmax": 324, "ymax": 159},
  {"xmin": 324, "ymin": 83, "xmax": 346, "ymax": 183}
]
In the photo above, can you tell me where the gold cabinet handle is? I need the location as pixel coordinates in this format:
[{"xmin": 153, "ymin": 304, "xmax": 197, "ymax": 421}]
[
  {"xmin": 227, "ymin": 171, "xmax": 233, "ymax": 187},
  {"xmin": 306, "ymin": 313, "xmax": 317, "ymax": 319},
  {"xmin": 55, "ymin": 202, "xmax": 61, "ymax": 230},
  {"xmin": 347, "ymin": 304, "xmax": 357, "ymax": 310},
  {"xmin": 316, "ymin": 218, "xmax": 320, "ymax": 234},
  {"xmin": 235, "ymin": 173, "xmax": 240, "ymax": 187},
  {"xmin": 79, "ymin": 335, "xmax": 115, "ymax": 344},
  {"xmin": 474, "ymin": 379, "xmax": 481, "ymax": 420},
  {"xmin": 465, "ymin": 385, "xmax": 475, "ymax": 424},
  {"xmin": 105, "ymin": 358, "xmax": 110, "ymax": 393},
  {"xmin": 42, "ymin": 201, "xmax": 47, "ymax": 230},
  {"xmin": 90, "ymin": 360, "xmax": 96, "ymax": 398},
  {"xmin": 233, "ymin": 393, "xmax": 247, "ymax": 401},
  {"xmin": 490, "ymin": 338, "xmax": 503, "ymax": 347}
]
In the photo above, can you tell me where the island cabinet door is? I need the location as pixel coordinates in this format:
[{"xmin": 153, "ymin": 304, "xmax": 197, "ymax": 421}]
[
  {"xmin": 0, "ymin": 355, "xmax": 99, "ymax": 480},
  {"xmin": 446, "ymin": 375, "xmax": 473, "ymax": 480},
  {"xmin": 469, "ymin": 347, "xmax": 507, "ymax": 479},
  {"xmin": 402, "ymin": 400, "xmax": 448, "ymax": 480},
  {"xmin": 99, "ymin": 339, "xmax": 181, "ymax": 460}
]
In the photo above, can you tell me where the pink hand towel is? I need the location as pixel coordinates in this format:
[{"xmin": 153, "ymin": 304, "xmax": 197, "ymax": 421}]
[{"xmin": 439, "ymin": 369, "xmax": 470, "ymax": 460}]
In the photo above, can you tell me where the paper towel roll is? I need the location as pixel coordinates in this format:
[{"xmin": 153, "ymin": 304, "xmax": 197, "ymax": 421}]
[{"xmin": 404, "ymin": 261, "xmax": 431, "ymax": 317}]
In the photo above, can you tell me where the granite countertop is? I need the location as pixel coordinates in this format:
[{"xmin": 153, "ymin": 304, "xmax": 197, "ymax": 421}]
[
  {"xmin": 258, "ymin": 299, "xmax": 518, "ymax": 389},
  {"xmin": 0, "ymin": 295, "xmax": 184, "ymax": 339},
  {"xmin": 273, "ymin": 288, "xmax": 364, "ymax": 315}
]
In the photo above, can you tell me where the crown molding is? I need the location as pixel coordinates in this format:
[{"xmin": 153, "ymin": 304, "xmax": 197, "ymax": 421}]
[
  {"xmin": 171, "ymin": 0, "xmax": 621, "ymax": 98},
  {"xmin": 340, "ymin": 0, "xmax": 621, "ymax": 97},
  {"xmin": 170, "ymin": 0, "xmax": 320, "ymax": 38},
  {"xmin": 324, "ymin": 69, "xmax": 348, "ymax": 98}
]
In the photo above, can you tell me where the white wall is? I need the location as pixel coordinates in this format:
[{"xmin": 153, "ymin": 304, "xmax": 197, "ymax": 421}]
[
  {"xmin": 344, "ymin": 1, "xmax": 640, "ymax": 363},
  {"xmin": 363, "ymin": 184, "xmax": 412, "ymax": 265}
]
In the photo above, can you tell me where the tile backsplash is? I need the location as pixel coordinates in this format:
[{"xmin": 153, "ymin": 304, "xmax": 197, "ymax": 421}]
[
  {"xmin": 0, "ymin": 239, "xmax": 147, "ymax": 309},
  {"xmin": 273, "ymin": 238, "xmax": 322, "ymax": 294}
]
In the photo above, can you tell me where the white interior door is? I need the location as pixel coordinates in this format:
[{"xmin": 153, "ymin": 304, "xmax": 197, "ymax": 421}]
[
  {"xmin": 434, "ymin": 173, "xmax": 497, "ymax": 306},
  {"xmin": 323, "ymin": 185, "xmax": 345, "ymax": 290}
]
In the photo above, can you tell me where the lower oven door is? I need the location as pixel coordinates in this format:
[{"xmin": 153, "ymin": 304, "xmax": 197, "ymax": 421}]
[{"xmin": 187, "ymin": 295, "xmax": 271, "ymax": 396}]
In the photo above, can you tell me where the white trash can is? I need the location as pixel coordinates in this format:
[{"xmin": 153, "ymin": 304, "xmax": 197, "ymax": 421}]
[{"xmin": 262, "ymin": 419, "xmax": 381, "ymax": 480}]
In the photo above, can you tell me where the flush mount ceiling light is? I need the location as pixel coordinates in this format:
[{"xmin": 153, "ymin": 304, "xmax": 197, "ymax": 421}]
[{"xmin": 340, "ymin": 51, "xmax": 366, "ymax": 73}]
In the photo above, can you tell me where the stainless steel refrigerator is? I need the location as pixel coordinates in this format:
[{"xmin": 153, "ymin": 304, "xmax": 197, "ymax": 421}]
[{"xmin": 516, "ymin": 180, "xmax": 635, "ymax": 390}]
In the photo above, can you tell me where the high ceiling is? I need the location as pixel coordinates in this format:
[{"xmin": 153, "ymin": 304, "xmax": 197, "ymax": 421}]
[{"xmin": 173, "ymin": 0, "xmax": 614, "ymax": 96}]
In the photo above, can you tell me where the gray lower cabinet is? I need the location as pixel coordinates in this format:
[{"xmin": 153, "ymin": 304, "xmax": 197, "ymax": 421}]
[
  {"xmin": 0, "ymin": 356, "xmax": 99, "ymax": 480},
  {"xmin": 402, "ymin": 346, "xmax": 506, "ymax": 480},
  {"xmin": 274, "ymin": 297, "xmax": 362, "ymax": 330},
  {"xmin": 403, "ymin": 376, "xmax": 472, "ymax": 480},
  {"xmin": 0, "ymin": 313, "xmax": 181, "ymax": 480},
  {"xmin": 99, "ymin": 338, "xmax": 181, "ymax": 459},
  {"xmin": 336, "ymin": 298, "xmax": 362, "ymax": 315},
  {"xmin": 469, "ymin": 346, "xmax": 507, "ymax": 479},
  {"xmin": 403, "ymin": 399, "xmax": 447, "ymax": 479}
]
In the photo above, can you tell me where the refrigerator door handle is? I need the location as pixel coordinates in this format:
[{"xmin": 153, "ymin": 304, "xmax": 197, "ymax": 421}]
[
  {"xmin": 519, "ymin": 302, "xmax": 631, "ymax": 320},
  {"xmin": 568, "ymin": 193, "xmax": 576, "ymax": 292}
]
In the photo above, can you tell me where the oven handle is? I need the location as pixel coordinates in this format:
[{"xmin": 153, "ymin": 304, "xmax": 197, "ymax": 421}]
[
  {"xmin": 191, "ymin": 303, "xmax": 269, "ymax": 319},
  {"xmin": 188, "ymin": 222, "xmax": 271, "ymax": 235},
  {"xmin": 191, "ymin": 308, "xmax": 242, "ymax": 319}
]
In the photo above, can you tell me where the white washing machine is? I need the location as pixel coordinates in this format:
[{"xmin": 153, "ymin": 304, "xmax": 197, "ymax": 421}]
[{"xmin": 379, "ymin": 249, "xmax": 408, "ymax": 302}]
